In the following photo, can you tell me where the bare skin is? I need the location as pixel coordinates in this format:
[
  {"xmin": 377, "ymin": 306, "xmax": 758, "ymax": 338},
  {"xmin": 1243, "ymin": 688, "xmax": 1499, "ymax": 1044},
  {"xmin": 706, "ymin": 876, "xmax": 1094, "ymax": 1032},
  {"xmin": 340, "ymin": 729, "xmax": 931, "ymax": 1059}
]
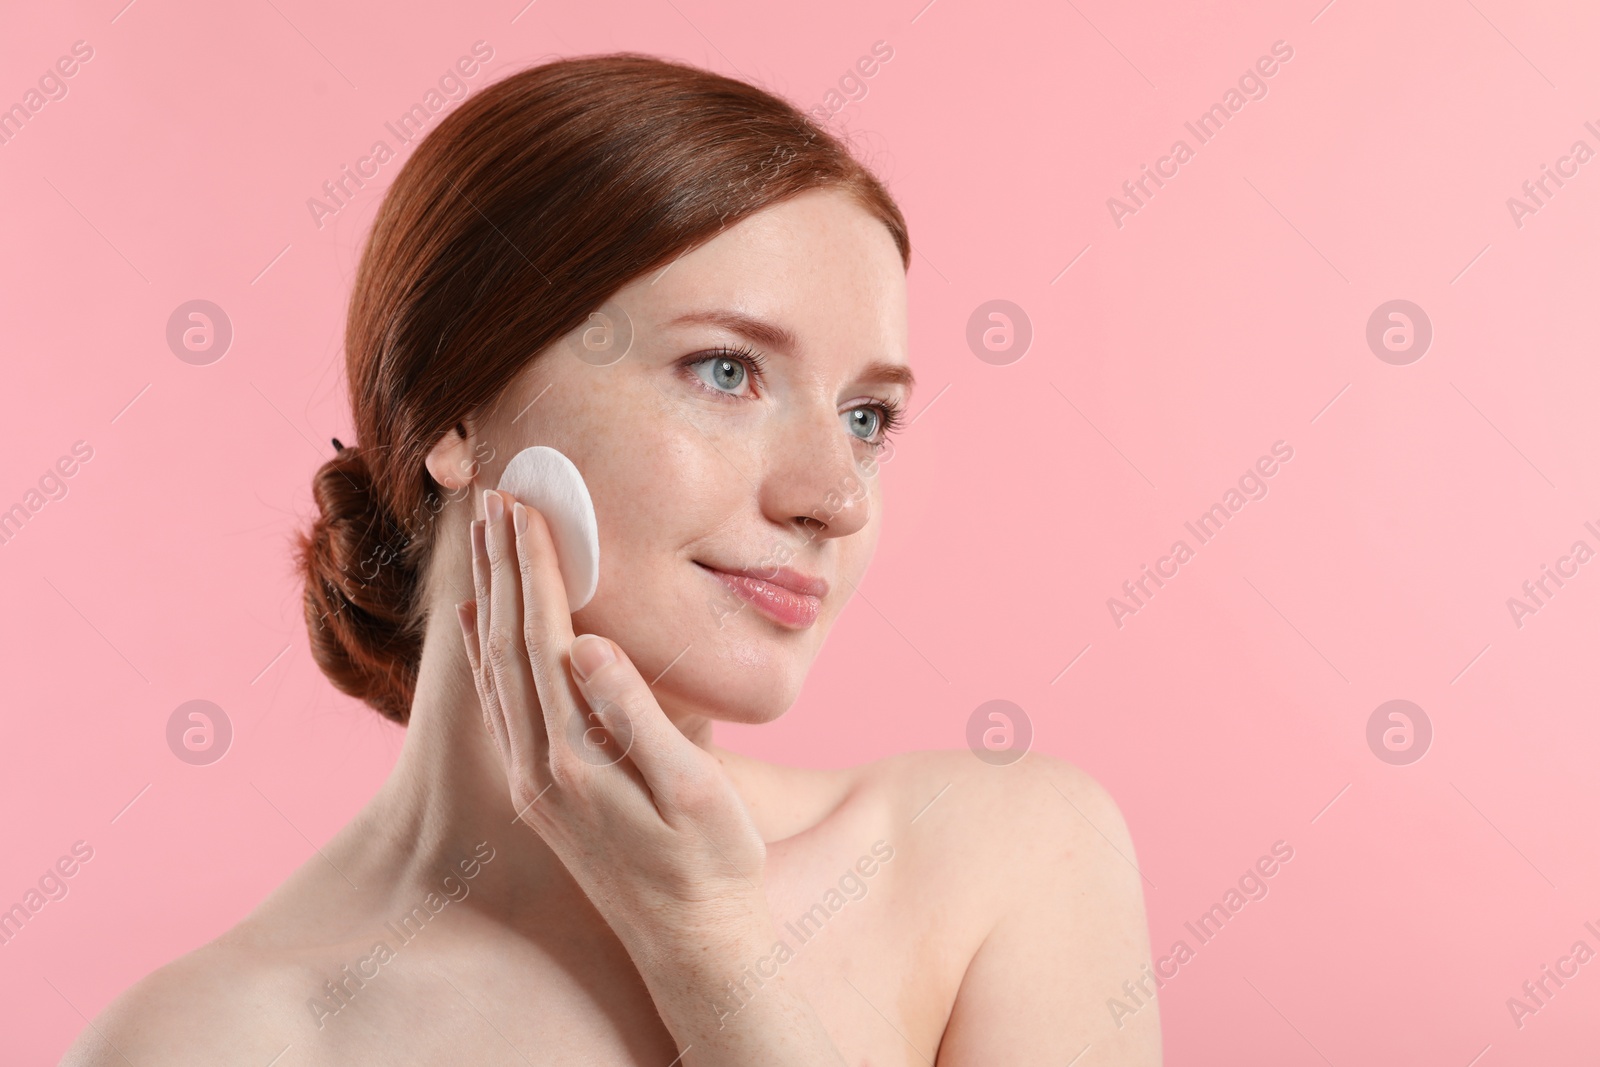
[{"xmin": 60, "ymin": 189, "xmax": 1160, "ymax": 1065}]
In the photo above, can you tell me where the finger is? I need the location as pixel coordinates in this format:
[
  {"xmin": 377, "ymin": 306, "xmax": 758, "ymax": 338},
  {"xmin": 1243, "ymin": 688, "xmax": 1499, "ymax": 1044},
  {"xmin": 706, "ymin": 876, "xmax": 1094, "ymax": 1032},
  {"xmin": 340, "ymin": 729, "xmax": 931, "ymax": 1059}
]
[
  {"xmin": 456, "ymin": 597, "xmax": 510, "ymax": 762},
  {"xmin": 567, "ymin": 633, "xmax": 704, "ymax": 806},
  {"xmin": 457, "ymin": 597, "xmax": 481, "ymax": 674},
  {"xmin": 482, "ymin": 491, "xmax": 553, "ymax": 800},
  {"xmin": 468, "ymin": 519, "xmax": 513, "ymax": 764},
  {"xmin": 509, "ymin": 499, "xmax": 587, "ymax": 780}
]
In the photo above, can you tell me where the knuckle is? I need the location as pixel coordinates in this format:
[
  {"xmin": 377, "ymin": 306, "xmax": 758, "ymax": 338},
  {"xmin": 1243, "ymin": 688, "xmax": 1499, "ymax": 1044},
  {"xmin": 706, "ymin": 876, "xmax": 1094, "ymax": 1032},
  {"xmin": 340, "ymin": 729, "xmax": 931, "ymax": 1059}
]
[
  {"xmin": 508, "ymin": 770, "xmax": 547, "ymax": 814},
  {"xmin": 484, "ymin": 633, "xmax": 518, "ymax": 675},
  {"xmin": 670, "ymin": 767, "xmax": 721, "ymax": 815},
  {"xmin": 546, "ymin": 747, "xmax": 583, "ymax": 789},
  {"xmin": 593, "ymin": 693, "xmax": 630, "ymax": 727},
  {"xmin": 524, "ymin": 629, "xmax": 561, "ymax": 679}
]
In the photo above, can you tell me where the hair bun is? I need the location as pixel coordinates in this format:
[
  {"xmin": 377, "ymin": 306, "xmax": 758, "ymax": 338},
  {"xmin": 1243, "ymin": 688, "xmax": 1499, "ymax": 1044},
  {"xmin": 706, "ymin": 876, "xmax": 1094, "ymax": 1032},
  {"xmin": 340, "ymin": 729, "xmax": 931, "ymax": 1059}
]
[{"xmin": 293, "ymin": 446, "xmax": 422, "ymax": 724}]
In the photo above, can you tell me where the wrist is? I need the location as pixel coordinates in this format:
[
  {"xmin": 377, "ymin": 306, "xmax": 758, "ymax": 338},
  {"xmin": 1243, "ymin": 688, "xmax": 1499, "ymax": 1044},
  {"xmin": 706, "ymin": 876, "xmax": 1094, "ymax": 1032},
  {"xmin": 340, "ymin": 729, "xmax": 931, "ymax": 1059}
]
[
  {"xmin": 613, "ymin": 891, "xmax": 849, "ymax": 1065},
  {"xmin": 628, "ymin": 887, "xmax": 775, "ymax": 967}
]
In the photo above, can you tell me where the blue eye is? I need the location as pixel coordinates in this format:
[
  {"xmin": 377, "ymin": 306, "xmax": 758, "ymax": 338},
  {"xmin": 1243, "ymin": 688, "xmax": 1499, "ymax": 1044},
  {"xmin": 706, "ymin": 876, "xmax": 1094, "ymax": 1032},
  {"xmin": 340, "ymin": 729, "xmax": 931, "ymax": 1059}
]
[
  {"xmin": 842, "ymin": 402, "xmax": 905, "ymax": 452},
  {"xmin": 686, "ymin": 343, "xmax": 766, "ymax": 397},
  {"xmin": 692, "ymin": 352, "xmax": 753, "ymax": 395},
  {"xmin": 842, "ymin": 408, "xmax": 880, "ymax": 440},
  {"xmin": 684, "ymin": 343, "xmax": 906, "ymax": 453}
]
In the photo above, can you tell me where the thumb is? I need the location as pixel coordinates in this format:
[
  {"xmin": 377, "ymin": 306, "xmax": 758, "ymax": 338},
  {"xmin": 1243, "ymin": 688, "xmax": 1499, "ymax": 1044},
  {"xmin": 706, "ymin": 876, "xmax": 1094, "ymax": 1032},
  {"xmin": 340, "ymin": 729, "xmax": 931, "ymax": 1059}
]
[{"xmin": 568, "ymin": 634, "xmax": 699, "ymax": 787}]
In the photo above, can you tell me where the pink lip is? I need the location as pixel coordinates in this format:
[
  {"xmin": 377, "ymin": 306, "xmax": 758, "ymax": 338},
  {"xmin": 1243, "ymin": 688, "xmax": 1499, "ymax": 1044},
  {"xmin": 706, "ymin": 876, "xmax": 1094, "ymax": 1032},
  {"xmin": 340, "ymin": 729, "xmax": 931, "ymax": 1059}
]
[{"xmin": 696, "ymin": 562, "xmax": 826, "ymax": 629}]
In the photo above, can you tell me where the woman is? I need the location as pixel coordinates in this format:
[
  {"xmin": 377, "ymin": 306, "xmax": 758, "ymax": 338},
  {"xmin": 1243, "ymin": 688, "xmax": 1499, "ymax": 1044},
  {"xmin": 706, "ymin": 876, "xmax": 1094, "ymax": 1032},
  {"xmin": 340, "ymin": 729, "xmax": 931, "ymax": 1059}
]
[{"xmin": 63, "ymin": 53, "xmax": 1159, "ymax": 1065}]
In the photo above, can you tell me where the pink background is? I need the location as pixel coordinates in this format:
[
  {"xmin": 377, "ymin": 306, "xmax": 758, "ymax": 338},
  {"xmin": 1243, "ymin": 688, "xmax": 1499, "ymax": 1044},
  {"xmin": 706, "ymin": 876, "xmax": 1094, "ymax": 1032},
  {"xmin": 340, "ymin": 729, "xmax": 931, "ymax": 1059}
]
[{"xmin": 3, "ymin": 0, "xmax": 1598, "ymax": 1062}]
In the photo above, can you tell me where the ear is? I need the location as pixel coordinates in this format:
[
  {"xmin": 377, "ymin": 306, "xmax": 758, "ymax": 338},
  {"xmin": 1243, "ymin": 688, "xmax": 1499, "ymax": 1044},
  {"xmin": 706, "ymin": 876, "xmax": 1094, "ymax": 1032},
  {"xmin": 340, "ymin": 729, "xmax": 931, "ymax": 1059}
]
[{"xmin": 425, "ymin": 420, "xmax": 482, "ymax": 490}]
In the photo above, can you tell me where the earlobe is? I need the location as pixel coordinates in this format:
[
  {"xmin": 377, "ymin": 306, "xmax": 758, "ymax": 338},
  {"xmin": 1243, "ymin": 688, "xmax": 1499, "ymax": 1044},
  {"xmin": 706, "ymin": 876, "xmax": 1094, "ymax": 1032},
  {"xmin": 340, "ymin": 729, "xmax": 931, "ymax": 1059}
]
[{"xmin": 425, "ymin": 421, "xmax": 480, "ymax": 489}]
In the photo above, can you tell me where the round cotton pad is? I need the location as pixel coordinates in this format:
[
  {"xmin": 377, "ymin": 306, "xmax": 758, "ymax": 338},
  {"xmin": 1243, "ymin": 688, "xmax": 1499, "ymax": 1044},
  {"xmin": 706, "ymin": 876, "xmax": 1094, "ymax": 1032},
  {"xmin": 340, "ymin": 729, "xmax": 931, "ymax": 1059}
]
[{"xmin": 496, "ymin": 446, "xmax": 600, "ymax": 611}]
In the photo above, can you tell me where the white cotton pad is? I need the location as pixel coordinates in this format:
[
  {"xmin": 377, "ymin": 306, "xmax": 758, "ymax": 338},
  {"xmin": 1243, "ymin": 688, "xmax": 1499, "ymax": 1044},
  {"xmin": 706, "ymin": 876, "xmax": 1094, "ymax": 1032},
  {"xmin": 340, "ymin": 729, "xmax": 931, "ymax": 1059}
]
[{"xmin": 496, "ymin": 446, "xmax": 600, "ymax": 611}]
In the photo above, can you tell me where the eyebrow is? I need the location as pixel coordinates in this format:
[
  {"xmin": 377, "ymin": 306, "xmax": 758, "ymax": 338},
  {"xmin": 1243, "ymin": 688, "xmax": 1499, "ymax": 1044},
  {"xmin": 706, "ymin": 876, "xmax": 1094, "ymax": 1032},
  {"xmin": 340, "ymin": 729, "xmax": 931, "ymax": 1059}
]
[{"xmin": 665, "ymin": 309, "xmax": 916, "ymax": 396}]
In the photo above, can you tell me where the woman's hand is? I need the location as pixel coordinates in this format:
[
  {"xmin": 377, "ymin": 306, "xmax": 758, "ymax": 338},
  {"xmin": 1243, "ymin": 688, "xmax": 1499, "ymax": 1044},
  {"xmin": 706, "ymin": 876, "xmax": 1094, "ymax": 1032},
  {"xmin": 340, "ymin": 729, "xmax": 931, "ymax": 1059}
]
[
  {"xmin": 455, "ymin": 488, "xmax": 849, "ymax": 1066},
  {"xmin": 454, "ymin": 488, "xmax": 769, "ymax": 952}
]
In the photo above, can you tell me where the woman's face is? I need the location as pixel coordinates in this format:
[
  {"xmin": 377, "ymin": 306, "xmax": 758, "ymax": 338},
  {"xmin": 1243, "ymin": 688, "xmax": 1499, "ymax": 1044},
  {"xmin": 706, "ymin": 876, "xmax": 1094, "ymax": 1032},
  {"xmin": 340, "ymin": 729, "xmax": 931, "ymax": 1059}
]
[{"xmin": 479, "ymin": 187, "xmax": 912, "ymax": 724}]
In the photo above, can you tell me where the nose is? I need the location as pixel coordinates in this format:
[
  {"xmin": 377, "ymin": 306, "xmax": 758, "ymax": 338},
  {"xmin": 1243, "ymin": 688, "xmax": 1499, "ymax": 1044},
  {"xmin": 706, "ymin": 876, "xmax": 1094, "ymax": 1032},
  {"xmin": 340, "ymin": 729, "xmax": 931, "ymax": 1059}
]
[{"xmin": 761, "ymin": 403, "xmax": 873, "ymax": 545}]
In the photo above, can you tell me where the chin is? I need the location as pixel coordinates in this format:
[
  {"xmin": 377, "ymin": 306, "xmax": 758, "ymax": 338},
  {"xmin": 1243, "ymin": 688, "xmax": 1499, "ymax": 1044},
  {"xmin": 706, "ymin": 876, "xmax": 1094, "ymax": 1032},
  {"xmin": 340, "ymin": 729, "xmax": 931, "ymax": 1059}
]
[{"xmin": 661, "ymin": 628, "xmax": 813, "ymax": 725}]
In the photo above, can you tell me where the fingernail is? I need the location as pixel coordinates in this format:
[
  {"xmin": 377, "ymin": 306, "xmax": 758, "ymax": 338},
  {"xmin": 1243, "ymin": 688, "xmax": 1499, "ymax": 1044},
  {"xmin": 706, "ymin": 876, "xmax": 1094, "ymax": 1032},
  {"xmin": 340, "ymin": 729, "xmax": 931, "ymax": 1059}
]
[
  {"xmin": 513, "ymin": 500, "xmax": 528, "ymax": 536},
  {"xmin": 570, "ymin": 634, "xmax": 614, "ymax": 681},
  {"xmin": 483, "ymin": 488, "xmax": 504, "ymax": 523},
  {"xmin": 455, "ymin": 601, "xmax": 472, "ymax": 633}
]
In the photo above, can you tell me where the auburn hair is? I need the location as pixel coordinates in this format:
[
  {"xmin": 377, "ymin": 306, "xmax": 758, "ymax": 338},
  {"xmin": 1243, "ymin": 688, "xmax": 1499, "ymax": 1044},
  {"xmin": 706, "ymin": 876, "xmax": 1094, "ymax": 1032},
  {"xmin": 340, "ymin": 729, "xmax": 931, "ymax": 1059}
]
[{"xmin": 291, "ymin": 52, "xmax": 910, "ymax": 724}]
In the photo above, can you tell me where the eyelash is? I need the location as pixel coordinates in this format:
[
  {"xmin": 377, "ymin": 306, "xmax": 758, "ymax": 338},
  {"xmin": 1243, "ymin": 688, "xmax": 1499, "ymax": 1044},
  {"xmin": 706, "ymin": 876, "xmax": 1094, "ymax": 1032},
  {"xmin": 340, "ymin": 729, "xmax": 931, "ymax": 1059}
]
[{"xmin": 685, "ymin": 343, "xmax": 906, "ymax": 451}]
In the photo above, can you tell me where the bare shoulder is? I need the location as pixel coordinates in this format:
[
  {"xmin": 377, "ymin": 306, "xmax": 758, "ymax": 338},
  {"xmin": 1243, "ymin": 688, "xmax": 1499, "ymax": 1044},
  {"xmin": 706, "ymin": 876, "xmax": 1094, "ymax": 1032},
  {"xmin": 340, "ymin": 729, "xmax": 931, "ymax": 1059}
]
[
  {"xmin": 848, "ymin": 749, "xmax": 1160, "ymax": 1063},
  {"xmin": 832, "ymin": 747, "xmax": 1145, "ymax": 950},
  {"xmin": 57, "ymin": 926, "xmax": 310, "ymax": 1067},
  {"xmin": 850, "ymin": 747, "xmax": 1137, "ymax": 881}
]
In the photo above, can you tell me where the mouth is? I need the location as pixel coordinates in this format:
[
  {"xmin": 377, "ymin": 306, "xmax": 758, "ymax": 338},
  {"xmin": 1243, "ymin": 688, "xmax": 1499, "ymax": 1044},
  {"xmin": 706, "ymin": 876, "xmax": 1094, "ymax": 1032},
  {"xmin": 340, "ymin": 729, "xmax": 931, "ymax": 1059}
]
[{"xmin": 694, "ymin": 561, "xmax": 827, "ymax": 629}]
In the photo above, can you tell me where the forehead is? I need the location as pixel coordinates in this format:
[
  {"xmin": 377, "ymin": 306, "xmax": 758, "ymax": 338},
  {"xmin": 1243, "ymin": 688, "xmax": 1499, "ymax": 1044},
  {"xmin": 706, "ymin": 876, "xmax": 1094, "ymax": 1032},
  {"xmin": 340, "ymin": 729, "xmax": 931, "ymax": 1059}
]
[{"xmin": 619, "ymin": 188, "xmax": 909, "ymax": 363}]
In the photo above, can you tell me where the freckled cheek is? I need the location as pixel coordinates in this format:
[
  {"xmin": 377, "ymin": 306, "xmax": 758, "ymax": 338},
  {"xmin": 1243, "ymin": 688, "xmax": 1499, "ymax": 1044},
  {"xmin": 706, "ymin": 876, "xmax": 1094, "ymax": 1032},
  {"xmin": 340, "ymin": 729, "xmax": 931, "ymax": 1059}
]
[
  {"xmin": 576, "ymin": 421, "xmax": 743, "ymax": 583},
  {"xmin": 570, "ymin": 436, "xmax": 743, "ymax": 645}
]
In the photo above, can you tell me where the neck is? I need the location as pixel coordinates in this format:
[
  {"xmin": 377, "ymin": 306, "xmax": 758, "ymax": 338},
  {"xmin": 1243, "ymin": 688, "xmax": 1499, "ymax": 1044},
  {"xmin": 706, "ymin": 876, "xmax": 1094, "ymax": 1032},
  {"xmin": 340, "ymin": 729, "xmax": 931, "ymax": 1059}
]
[{"xmin": 356, "ymin": 606, "xmax": 726, "ymax": 913}]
